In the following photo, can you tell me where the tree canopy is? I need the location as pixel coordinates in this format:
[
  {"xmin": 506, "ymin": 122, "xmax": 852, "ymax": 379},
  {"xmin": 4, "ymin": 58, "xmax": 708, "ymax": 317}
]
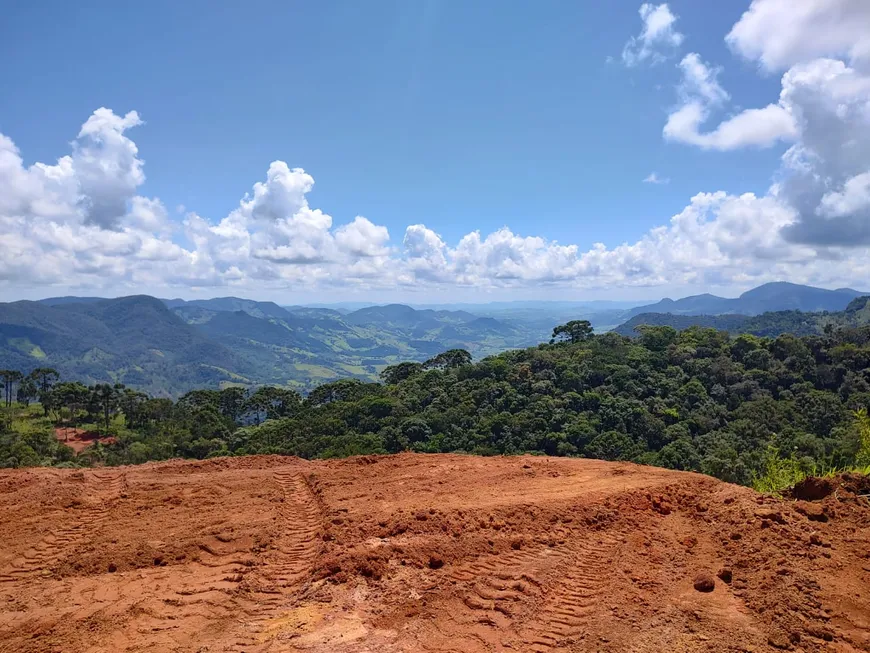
[{"xmin": 2, "ymin": 326, "xmax": 869, "ymax": 488}]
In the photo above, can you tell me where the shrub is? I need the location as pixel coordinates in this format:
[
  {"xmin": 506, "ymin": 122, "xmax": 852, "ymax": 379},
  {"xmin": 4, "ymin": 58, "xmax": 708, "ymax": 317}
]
[
  {"xmin": 751, "ymin": 446, "xmax": 808, "ymax": 495},
  {"xmin": 856, "ymin": 408, "xmax": 870, "ymax": 467}
]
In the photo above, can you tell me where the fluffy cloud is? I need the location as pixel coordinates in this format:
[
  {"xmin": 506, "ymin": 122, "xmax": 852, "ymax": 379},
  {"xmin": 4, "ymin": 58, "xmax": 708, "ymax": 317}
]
[
  {"xmin": 392, "ymin": 191, "xmax": 869, "ymax": 291},
  {"xmin": 75, "ymin": 109, "xmax": 145, "ymax": 229},
  {"xmin": 677, "ymin": 53, "xmax": 729, "ymax": 105},
  {"xmin": 3, "ymin": 81, "xmax": 870, "ymax": 298},
  {"xmin": 659, "ymin": 0, "xmax": 870, "ymax": 248},
  {"xmin": 664, "ymin": 54, "xmax": 798, "ymax": 150},
  {"xmin": 726, "ymin": 0, "xmax": 870, "ymax": 72},
  {"xmin": 0, "ymin": 109, "xmax": 394, "ymax": 291},
  {"xmin": 335, "ymin": 217, "xmax": 391, "ymax": 259},
  {"xmin": 241, "ymin": 161, "xmax": 313, "ymax": 223},
  {"xmin": 0, "ymin": 109, "xmax": 188, "ymax": 287},
  {"xmin": 818, "ymin": 172, "xmax": 870, "ymax": 219},
  {"xmin": 622, "ymin": 3, "xmax": 684, "ymax": 67},
  {"xmin": 777, "ymin": 59, "xmax": 870, "ymax": 245},
  {"xmin": 401, "ymin": 224, "xmax": 450, "ymax": 284}
]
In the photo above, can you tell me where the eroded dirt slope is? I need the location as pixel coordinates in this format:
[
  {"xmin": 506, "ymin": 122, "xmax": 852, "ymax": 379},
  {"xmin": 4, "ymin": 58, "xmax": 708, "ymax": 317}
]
[{"xmin": 0, "ymin": 454, "xmax": 867, "ymax": 652}]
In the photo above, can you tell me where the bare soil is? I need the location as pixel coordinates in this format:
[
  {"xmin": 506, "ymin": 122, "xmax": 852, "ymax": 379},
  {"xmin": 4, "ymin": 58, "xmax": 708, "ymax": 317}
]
[
  {"xmin": 53, "ymin": 427, "xmax": 117, "ymax": 453},
  {"xmin": 0, "ymin": 454, "xmax": 868, "ymax": 652}
]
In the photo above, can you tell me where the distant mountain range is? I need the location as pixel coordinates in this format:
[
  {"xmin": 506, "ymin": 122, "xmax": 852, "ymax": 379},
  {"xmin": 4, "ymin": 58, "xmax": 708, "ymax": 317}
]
[
  {"xmin": 4, "ymin": 282, "xmax": 867, "ymax": 394},
  {"xmin": 1, "ymin": 295, "xmax": 540, "ymax": 394},
  {"xmin": 622, "ymin": 282, "xmax": 867, "ymax": 319},
  {"xmin": 615, "ymin": 296, "xmax": 870, "ymax": 338},
  {"xmin": 0, "ymin": 295, "xmax": 250, "ymax": 395}
]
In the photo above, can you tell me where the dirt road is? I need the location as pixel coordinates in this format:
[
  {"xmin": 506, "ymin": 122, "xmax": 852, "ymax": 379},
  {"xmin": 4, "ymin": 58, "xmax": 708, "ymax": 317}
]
[{"xmin": 0, "ymin": 454, "xmax": 867, "ymax": 652}]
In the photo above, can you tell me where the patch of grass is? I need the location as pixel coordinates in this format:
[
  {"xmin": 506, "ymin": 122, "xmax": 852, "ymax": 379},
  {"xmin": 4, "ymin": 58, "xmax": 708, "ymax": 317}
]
[
  {"xmin": 82, "ymin": 347, "xmax": 114, "ymax": 362},
  {"xmin": 752, "ymin": 448, "xmax": 870, "ymax": 496},
  {"xmin": 293, "ymin": 363, "xmax": 338, "ymax": 379},
  {"xmin": 853, "ymin": 463, "xmax": 870, "ymax": 476},
  {"xmin": 336, "ymin": 363, "xmax": 367, "ymax": 375},
  {"xmin": 856, "ymin": 408, "xmax": 870, "ymax": 467},
  {"xmin": 10, "ymin": 408, "xmax": 54, "ymax": 437},
  {"xmin": 200, "ymin": 365, "xmax": 250, "ymax": 382},
  {"xmin": 7, "ymin": 337, "xmax": 47, "ymax": 359},
  {"xmin": 751, "ymin": 446, "xmax": 809, "ymax": 495},
  {"xmin": 754, "ymin": 411, "xmax": 870, "ymax": 495}
]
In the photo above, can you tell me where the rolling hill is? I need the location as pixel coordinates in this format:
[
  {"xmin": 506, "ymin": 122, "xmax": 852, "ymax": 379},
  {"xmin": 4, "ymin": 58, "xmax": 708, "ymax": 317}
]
[
  {"xmin": 0, "ymin": 295, "xmax": 538, "ymax": 394},
  {"xmin": 165, "ymin": 298, "xmax": 539, "ymax": 389},
  {"xmin": 0, "ymin": 296, "xmax": 251, "ymax": 395},
  {"xmin": 163, "ymin": 296, "xmax": 293, "ymax": 320},
  {"xmin": 7, "ymin": 283, "xmax": 870, "ymax": 394}
]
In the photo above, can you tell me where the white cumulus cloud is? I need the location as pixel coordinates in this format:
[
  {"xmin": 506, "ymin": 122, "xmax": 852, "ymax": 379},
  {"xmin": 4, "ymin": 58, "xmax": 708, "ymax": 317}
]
[
  {"xmin": 818, "ymin": 172, "xmax": 870, "ymax": 218},
  {"xmin": 664, "ymin": 53, "xmax": 798, "ymax": 150},
  {"xmin": 622, "ymin": 3, "xmax": 684, "ymax": 67},
  {"xmin": 75, "ymin": 109, "xmax": 146, "ymax": 229},
  {"xmin": 726, "ymin": 0, "xmax": 870, "ymax": 72},
  {"xmin": 657, "ymin": 1, "xmax": 870, "ymax": 248},
  {"xmin": 3, "ymin": 85, "xmax": 870, "ymax": 298}
]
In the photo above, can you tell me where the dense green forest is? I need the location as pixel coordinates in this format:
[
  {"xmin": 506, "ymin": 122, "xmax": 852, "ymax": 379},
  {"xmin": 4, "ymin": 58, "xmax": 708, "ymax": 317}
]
[{"xmin": 3, "ymin": 319, "xmax": 870, "ymax": 487}]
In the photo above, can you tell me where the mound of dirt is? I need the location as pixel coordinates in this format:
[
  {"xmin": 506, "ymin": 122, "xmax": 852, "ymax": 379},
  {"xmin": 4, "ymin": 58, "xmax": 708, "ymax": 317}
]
[
  {"xmin": 0, "ymin": 454, "xmax": 868, "ymax": 652},
  {"xmin": 788, "ymin": 472, "xmax": 870, "ymax": 503}
]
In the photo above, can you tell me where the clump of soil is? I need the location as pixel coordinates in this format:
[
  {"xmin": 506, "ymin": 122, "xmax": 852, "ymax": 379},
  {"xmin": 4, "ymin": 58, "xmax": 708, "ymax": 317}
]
[
  {"xmin": 788, "ymin": 472, "xmax": 870, "ymax": 502},
  {"xmin": 693, "ymin": 572, "xmax": 715, "ymax": 592},
  {"xmin": 789, "ymin": 476, "xmax": 836, "ymax": 501}
]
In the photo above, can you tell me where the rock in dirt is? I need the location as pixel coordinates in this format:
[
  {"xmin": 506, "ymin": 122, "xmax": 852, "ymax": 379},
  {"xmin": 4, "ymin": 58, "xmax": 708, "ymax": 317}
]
[
  {"xmin": 809, "ymin": 533, "xmax": 831, "ymax": 548},
  {"xmin": 693, "ymin": 572, "xmax": 716, "ymax": 592},
  {"xmin": 768, "ymin": 631, "xmax": 793, "ymax": 649}
]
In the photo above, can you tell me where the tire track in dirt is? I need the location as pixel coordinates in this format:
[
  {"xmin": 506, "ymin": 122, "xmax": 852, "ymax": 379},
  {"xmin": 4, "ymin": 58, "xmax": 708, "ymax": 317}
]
[
  {"xmin": 166, "ymin": 536, "xmax": 255, "ymax": 621},
  {"xmin": 416, "ymin": 546, "xmax": 568, "ymax": 652},
  {"xmin": 224, "ymin": 467, "xmax": 322, "ymax": 651},
  {"xmin": 450, "ymin": 546, "xmax": 563, "ymax": 620},
  {"xmin": 0, "ymin": 471, "xmax": 127, "ymax": 584},
  {"xmin": 519, "ymin": 532, "xmax": 620, "ymax": 652},
  {"xmin": 267, "ymin": 468, "xmax": 322, "ymax": 588}
]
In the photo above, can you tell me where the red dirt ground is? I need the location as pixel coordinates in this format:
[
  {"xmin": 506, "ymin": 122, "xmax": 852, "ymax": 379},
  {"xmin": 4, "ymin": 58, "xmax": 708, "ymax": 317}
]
[
  {"xmin": 53, "ymin": 427, "xmax": 117, "ymax": 453},
  {"xmin": 0, "ymin": 454, "xmax": 868, "ymax": 652}
]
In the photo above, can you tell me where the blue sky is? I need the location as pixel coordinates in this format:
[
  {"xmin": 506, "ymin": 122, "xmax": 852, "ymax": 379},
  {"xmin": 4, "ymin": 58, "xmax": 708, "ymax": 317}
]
[{"xmin": 1, "ymin": 0, "xmax": 869, "ymax": 302}]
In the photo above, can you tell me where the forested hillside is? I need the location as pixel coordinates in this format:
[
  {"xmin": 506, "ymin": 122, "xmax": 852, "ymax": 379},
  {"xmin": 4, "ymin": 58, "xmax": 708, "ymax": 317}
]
[
  {"xmin": 3, "ymin": 321, "xmax": 869, "ymax": 488},
  {"xmin": 8, "ymin": 284, "xmax": 867, "ymax": 396},
  {"xmin": 0, "ymin": 296, "xmax": 250, "ymax": 395},
  {"xmin": 1, "ymin": 296, "xmax": 539, "ymax": 393}
]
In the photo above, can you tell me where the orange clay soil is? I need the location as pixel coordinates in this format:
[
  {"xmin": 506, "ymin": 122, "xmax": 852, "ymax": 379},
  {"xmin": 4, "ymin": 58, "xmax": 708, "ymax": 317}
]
[
  {"xmin": 0, "ymin": 454, "xmax": 868, "ymax": 653},
  {"xmin": 53, "ymin": 427, "xmax": 117, "ymax": 453}
]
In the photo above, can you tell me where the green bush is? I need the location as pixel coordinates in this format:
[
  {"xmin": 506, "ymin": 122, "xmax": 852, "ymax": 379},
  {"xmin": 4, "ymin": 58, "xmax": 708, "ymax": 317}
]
[
  {"xmin": 751, "ymin": 446, "xmax": 809, "ymax": 495},
  {"xmin": 857, "ymin": 409, "xmax": 870, "ymax": 466}
]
